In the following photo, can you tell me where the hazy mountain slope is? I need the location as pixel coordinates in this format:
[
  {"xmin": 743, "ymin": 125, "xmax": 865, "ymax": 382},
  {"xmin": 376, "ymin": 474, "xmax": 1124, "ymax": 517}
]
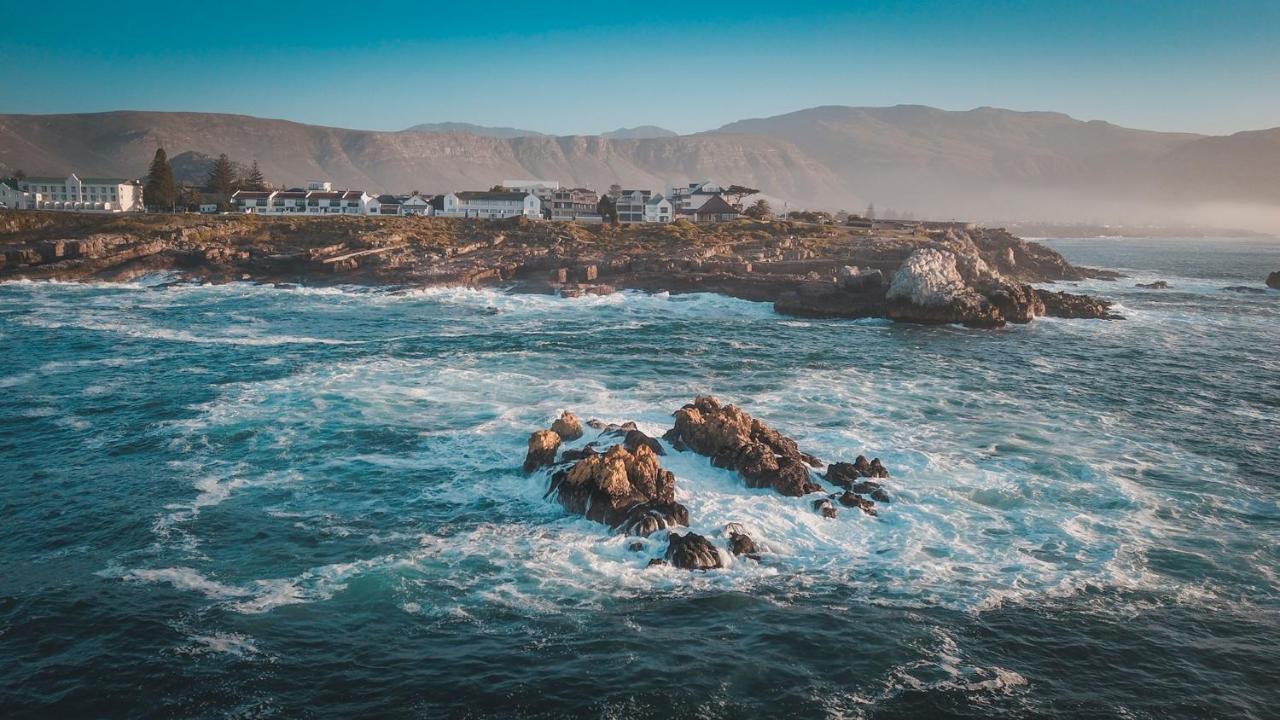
[
  {"xmin": 402, "ymin": 122, "xmax": 547, "ymax": 138},
  {"xmin": 0, "ymin": 112, "xmax": 851, "ymax": 205},
  {"xmin": 1153, "ymin": 127, "xmax": 1280, "ymax": 203},
  {"xmin": 602, "ymin": 126, "xmax": 679, "ymax": 139},
  {"xmin": 714, "ymin": 105, "xmax": 1214, "ymax": 219}
]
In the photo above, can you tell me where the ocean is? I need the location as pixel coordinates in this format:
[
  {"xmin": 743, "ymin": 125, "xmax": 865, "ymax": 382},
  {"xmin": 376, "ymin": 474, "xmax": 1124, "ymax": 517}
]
[{"xmin": 1, "ymin": 236, "xmax": 1277, "ymax": 718}]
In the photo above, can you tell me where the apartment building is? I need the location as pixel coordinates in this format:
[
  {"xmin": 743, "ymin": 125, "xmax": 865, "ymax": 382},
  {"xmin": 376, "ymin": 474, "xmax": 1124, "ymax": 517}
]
[
  {"xmin": 9, "ymin": 173, "xmax": 141, "ymax": 212},
  {"xmin": 549, "ymin": 188, "xmax": 601, "ymax": 222},
  {"xmin": 438, "ymin": 191, "xmax": 541, "ymax": 219}
]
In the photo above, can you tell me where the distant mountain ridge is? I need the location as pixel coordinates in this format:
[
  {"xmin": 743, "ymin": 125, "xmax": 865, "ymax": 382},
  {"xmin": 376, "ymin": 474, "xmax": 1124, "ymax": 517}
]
[
  {"xmin": 602, "ymin": 126, "xmax": 679, "ymax": 139},
  {"xmin": 1, "ymin": 106, "xmax": 1277, "ymax": 230},
  {"xmin": 402, "ymin": 122, "xmax": 547, "ymax": 138}
]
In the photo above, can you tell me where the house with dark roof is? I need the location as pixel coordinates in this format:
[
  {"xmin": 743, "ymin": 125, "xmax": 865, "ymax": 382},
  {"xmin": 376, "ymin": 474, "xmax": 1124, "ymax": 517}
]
[
  {"xmin": 231, "ymin": 186, "xmax": 375, "ymax": 215},
  {"xmin": 682, "ymin": 194, "xmax": 740, "ymax": 223},
  {"xmin": 438, "ymin": 190, "xmax": 541, "ymax": 219}
]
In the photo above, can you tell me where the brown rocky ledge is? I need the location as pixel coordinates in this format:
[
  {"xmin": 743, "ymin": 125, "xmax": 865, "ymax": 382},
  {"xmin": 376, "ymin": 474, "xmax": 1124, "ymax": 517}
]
[
  {"xmin": 0, "ymin": 210, "xmax": 1120, "ymax": 328},
  {"xmin": 521, "ymin": 397, "xmax": 894, "ymax": 570}
]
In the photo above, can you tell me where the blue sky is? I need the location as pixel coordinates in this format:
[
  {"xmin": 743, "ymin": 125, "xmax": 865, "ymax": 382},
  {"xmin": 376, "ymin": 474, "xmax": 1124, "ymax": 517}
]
[{"xmin": 3, "ymin": 1, "xmax": 1278, "ymax": 135}]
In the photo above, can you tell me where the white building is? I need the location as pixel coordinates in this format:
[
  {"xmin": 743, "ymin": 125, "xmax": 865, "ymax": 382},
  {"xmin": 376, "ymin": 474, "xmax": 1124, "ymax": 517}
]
[
  {"xmin": 9, "ymin": 173, "xmax": 141, "ymax": 212},
  {"xmin": 400, "ymin": 194, "xmax": 434, "ymax": 216},
  {"xmin": 503, "ymin": 180, "xmax": 558, "ymax": 214},
  {"xmin": 230, "ymin": 188, "xmax": 375, "ymax": 215},
  {"xmin": 438, "ymin": 191, "xmax": 541, "ymax": 219},
  {"xmin": 667, "ymin": 181, "xmax": 724, "ymax": 211},
  {"xmin": 644, "ymin": 194, "xmax": 673, "ymax": 223}
]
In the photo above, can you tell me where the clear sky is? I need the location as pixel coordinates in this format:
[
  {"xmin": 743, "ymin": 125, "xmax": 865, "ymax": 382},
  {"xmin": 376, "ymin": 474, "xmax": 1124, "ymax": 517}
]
[{"xmin": 3, "ymin": 0, "xmax": 1278, "ymax": 136}]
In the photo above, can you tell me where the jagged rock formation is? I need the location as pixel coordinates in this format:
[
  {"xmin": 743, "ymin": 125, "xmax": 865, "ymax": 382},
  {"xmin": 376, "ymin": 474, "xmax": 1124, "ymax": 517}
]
[
  {"xmin": 549, "ymin": 411, "xmax": 583, "ymax": 441},
  {"xmin": 520, "ymin": 397, "xmax": 894, "ymax": 570},
  {"xmin": 1035, "ymin": 290, "xmax": 1122, "ymax": 319},
  {"xmin": 545, "ymin": 443, "xmax": 689, "ymax": 537},
  {"xmin": 1136, "ymin": 280, "xmax": 1171, "ymax": 289},
  {"xmin": 664, "ymin": 396, "xmax": 822, "ymax": 497}
]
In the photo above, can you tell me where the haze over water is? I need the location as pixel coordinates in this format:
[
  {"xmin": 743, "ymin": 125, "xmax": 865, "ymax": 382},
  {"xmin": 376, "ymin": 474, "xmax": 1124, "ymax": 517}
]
[{"xmin": 1, "ymin": 237, "xmax": 1278, "ymax": 718}]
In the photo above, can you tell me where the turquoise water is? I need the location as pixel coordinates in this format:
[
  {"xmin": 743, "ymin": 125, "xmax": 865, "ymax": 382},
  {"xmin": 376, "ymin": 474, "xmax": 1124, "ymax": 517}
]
[{"xmin": 1, "ymin": 237, "xmax": 1278, "ymax": 718}]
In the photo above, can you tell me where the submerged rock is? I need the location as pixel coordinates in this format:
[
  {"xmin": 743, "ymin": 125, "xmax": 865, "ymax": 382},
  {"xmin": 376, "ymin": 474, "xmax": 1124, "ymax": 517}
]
[
  {"xmin": 546, "ymin": 443, "xmax": 688, "ymax": 536},
  {"xmin": 1135, "ymin": 280, "xmax": 1171, "ymax": 289},
  {"xmin": 523, "ymin": 430, "xmax": 561, "ymax": 473},
  {"xmin": 550, "ymin": 411, "xmax": 584, "ymax": 440},
  {"xmin": 812, "ymin": 497, "xmax": 838, "ymax": 519},
  {"xmin": 667, "ymin": 395, "xmax": 821, "ymax": 497},
  {"xmin": 665, "ymin": 532, "xmax": 723, "ymax": 570},
  {"xmin": 724, "ymin": 522, "xmax": 760, "ymax": 559},
  {"xmin": 837, "ymin": 491, "xmax": 878, "ymax": 517},
  {"xmin": 825, "ymin": 456, "xmax": 888, "ymax": 488}
]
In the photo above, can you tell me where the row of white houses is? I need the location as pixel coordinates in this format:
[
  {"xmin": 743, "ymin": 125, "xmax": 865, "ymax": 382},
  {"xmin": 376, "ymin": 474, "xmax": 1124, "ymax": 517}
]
[{"xmin": 1, "ymin": 172, "xmax": 740, "ymax": 224}]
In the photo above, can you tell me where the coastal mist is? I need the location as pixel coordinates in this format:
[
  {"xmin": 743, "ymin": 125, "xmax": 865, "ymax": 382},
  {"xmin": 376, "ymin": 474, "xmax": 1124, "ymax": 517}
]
[{"xmin": 2, "ymin": 237, "xmax": 1278, "ymax": 718}]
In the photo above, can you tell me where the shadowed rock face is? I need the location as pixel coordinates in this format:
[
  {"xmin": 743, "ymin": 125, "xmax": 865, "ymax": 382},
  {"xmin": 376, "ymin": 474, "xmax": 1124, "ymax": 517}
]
[
  {"xmin": 665, "ymin": 395, "xmax": 822, "ymax": 497},
  {"xmin": 547, "ymin": 443, "xmax": 689, "ymax": 537},
  {"xmin": 1035, "ymin": 290, "xmax": 1122, "ymax": 319},
  {"xmin": 664, "ymin": 532, "xmax": 723, "ymax": 570},
  {"xmin": 1267, "ymin": 271, "xmax": 1280, "ymax": 289}
]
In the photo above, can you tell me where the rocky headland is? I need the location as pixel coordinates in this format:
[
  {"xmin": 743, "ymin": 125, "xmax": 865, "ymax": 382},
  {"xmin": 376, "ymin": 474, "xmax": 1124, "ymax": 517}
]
[
  {"xmin": 0, "ymin": 210, "xmax": 1121, "ymax": 327},
  {"xmin": 522, "ymin": 397, "xmax": 895, "ymax": 570}
]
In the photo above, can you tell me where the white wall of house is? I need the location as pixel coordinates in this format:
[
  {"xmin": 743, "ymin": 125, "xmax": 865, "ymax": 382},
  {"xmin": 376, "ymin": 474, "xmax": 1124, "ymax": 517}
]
[
  {"xmin": 439, "ymin": 192, "xmax": 541, "ymax": 219},
  {"xmin": 644, "ymin": 197, "xmax": 673, "ymax": 223},
  {"xmin": 16, "ymin": 174, "xmax": 139, "ymax": 212}
]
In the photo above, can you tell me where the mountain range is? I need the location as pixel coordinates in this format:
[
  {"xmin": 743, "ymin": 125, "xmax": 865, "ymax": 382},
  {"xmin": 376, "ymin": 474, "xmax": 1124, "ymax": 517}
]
[{"xmin": 1, "ymin": 106, "xmax": 1276, "ymax": 230}]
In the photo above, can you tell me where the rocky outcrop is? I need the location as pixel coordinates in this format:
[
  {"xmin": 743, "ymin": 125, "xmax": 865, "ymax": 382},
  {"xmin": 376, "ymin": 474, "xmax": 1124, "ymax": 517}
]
[
  {"xmin": 723, "ymin": 522, "xmax": 760, "ymax": 560},
  {"xmin": 546, "ymin": 443, "xmax": 689, "ymax": 537},
  {"xmin": 1035, "ymin": 290, "xmax": 1122, "ymax": 319},
  {"xmin": 665, "ymin": 395, "xmax": 822, "ymax": 497},
  {"xmin": 523, "ymin": 430, "xmax": 561, "ymax": 473},
  {"xmin": 885, "ymin": 247, "xmax": 1044, "ymax": 328},
  {"xmin": 1136, "ymin": 280, "xmax": 1171, "ymax": 289},
  {"xmin": 664, "ymin": 532, "xmax": 724, "ymax": 570},
  {"xmin": 1267, "ymin": 271, "xmax": 1280, "ymax": 290},
  {"xmin": 549, "ymin": 411, "xmax": 583, "ymax": 441},
  {"xmin": 825, "ymin": 456, "xmax": 888, "ymax": 488}
]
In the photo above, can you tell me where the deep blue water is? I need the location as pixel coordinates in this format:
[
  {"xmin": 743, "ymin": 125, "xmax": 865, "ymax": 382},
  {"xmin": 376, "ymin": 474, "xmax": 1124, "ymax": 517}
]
[{"xmin": 1, "ymin": 237, "xmax": 1278, "ymax": 718}]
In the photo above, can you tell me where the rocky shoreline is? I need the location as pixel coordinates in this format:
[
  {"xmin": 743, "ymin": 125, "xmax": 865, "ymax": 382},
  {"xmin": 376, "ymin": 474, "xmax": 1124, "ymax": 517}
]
[
  {"xmin": 523, "ymin": 396, "xmax": 895, "ymax": 570},
  {"xmin": 0, "ymin": 210, "xmax": 1123, "ymax": 327}
]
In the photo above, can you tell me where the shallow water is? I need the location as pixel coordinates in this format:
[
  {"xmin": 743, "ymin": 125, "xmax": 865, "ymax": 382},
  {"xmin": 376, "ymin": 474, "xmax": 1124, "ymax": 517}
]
[{"xmin": 1, "ymin": 237, "xmax": 1278, "ymax": 718}]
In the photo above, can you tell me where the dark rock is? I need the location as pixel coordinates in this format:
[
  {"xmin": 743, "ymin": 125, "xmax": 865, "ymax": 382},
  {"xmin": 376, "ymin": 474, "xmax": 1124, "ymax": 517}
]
[
  {"xmin": 647, "ymin": 558, "xmax": 667, "ymax": 568},
  {"xmin": 1267, "ymin": 271, "xmax": 1280, "ymax": 290},
  {"xmin": 665, "ymin": 532, "xmax": 723, "ymax": 570},
  {"xmin": 621, "ymin": 428, "xmax": 665, "ymax": 456},
  {"xmin": 559, "ymin": 444, "xmax": 599, "ymax": 463},
  {"xmin": 851, "ymin": 481, "xmax": 891, "ymax": 503},
  {"xmin": 1035, "ymin": 289, "xmax": 1122, "ymax": 319},
  {"xmin": 1135, "ymin": 280, "xmax": 1171, "ymax": 289},
  {"xmin": 838, "ymin": 491, "xmax": 878, "ymax": 517},
  {"xmin": 825, "ymin": 455, "xmax": 889, "ymax": 488},
  {"xmin": 628, "ymin": 541, "xmax": 645, "ymax": 552},
  {"xmin": 724, "ymin": 522, "xmax": 760, "ymax": 558},
  {"xmin": 1223, "ymin": 286, "xmax": 1268, "ymax": 294},
  {"xmin": 812, "ymin": 498, "xmax": 838, "ymax": 518},
  {"xmin": 522, "ymin": 430, "xmax": 561, "ymax": 473},
  {"xmin": 550, "ymin": 411, "xmax": 584, "ymax": 441},
  {"xmin": 660, "ymin": 427, "xmax": 689, "ymax": 452}
]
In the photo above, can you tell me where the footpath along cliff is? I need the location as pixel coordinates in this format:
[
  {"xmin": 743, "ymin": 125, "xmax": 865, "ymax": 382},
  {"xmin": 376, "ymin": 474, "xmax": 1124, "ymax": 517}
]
[{"xmin": 0, "ymin": 210, "xmax": 1122, "ymax": 327}]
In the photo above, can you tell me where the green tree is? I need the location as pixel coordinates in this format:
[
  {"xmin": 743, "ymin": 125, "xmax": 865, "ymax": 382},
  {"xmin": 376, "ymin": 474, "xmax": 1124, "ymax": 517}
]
[
  {"xmin": 723, "ymin": 184, "xmax": 760, "ymax": 207},
  {"xmin": 597, "ymin": 194, "xmax": 617, "ymax": 224},
  {"xmin": 242, "ymin": 161, "xmax": 266, "ymax": 191},
  {"xmin": 14, "ymin": 169, "xmax": 25, "ymax": 181},
  {"xmin": 206, "ymin": 154, "xmax": 238, "ymax": 195},
  {"xmin": 744, "ymin": 199, "xmax": 772, "ymax": 219},
  {"xmin": 144, "ymin": 148, "xmax": 178, "ymax": 212}
]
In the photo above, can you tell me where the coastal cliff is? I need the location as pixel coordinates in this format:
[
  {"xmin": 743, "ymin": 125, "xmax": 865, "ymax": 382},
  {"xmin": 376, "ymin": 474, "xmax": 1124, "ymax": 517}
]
[{"xmin": 0, "ymin": 210, "xmax": 1119, "ymax": 327}]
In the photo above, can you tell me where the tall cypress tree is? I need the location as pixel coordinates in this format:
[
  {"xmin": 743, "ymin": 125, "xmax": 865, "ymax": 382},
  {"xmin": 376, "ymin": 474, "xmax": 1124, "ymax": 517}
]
[
  {"xmin": 243, "ymin": 161, "xmax": 266, "ymax": 191},
  {"xmin": 206, "ymin": 154, "xmax": 237, "ymax": 195},
  {"xmin": 144, "ymin": 148, "xmax": 177, "ymax": 212}
]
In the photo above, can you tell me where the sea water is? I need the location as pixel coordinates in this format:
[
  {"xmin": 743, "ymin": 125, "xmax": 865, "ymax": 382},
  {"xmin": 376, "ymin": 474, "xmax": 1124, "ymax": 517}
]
[{"xmin": 1, "ymin": 237, "xmax": 1277, "ymax": 718}]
